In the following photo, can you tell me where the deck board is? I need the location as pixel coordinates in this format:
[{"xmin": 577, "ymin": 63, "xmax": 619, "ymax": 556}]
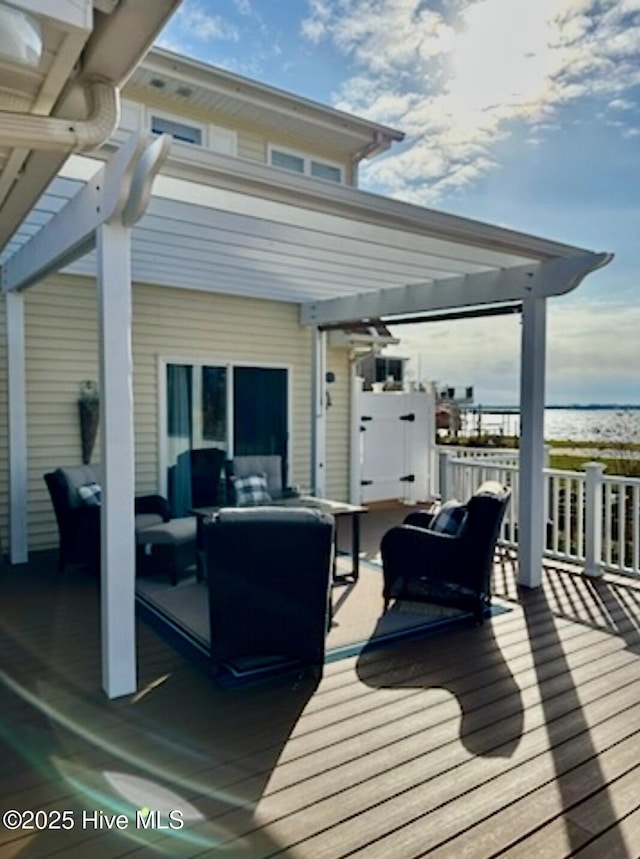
[{"xmin": 2, "ymin": 527, "xmax": 640, "ymax": 859}]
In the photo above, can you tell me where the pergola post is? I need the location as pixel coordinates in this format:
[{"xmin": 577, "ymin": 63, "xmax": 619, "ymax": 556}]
[
  {"xmin": 518, "ymin": 295, "xmax": 547, "ymax": 588},
  {"xmin": 6, "ymin": 290, "xmax": 28, "ymax": 564},
  {"xmin": 311, "ymin": 327, "xmax": 327, "ymax": 497},
  {"xmin": 96, "ymin": 220, "xmax": 137, "ymax": 698}
]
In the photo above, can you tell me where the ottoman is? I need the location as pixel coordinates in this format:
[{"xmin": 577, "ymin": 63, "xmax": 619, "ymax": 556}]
[{"xmin": 137, "ymin": 516, "xmax": 197, "ymax": 585}]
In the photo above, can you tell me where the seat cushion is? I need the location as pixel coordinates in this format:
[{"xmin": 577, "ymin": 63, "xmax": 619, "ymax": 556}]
[
  {"xmin": 136, "ymin": 516, "xmax": 197, "ymax": 546},
  {"xmin": 134, "ymin": 513, "xmax": 165, "ymax": 533}
]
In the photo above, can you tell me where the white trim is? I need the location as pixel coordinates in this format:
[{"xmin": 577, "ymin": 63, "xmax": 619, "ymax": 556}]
[
  {"xmin": 6, "ymin": 291, "xmax": 28, "ymax": 563},
  {"xmin": 311, "ymin": 329, "xmax": 327, "ymax": 496},
  {"xmin": 349, "ymin": 370, "xmax": 363, "ymax": 504},
  {"xmin": 157, "ymin": 355, "xmax": 168, "ymax": 497},
  {"xmin": 267, "ymin": 143, "xmax": 344, "ymax": 184}
]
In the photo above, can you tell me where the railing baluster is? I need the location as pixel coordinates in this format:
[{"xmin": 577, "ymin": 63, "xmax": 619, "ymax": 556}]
[{"xmin": 437, "ymin": 448, "xmax": 640, "ymax": 580}]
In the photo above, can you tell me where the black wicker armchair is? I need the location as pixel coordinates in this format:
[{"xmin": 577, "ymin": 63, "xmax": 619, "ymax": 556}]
[
  {"xmin": 380, "ymin": 481, "xmax": 511, "ymax": 624},
  {"xmin": 202, "ymin": 506, "xmax": 334, "ymax": 680}
]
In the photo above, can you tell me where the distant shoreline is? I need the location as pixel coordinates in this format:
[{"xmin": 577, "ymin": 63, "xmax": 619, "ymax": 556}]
[{"xmin": 471, "ymin": 404, "xmax": 640, "ymax": 412}]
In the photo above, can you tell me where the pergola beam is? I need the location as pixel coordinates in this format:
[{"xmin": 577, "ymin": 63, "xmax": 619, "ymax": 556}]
[
  {"xmin": 300, "ymin": 252, "xmax": 611, "ymax": 326},
  {"xmin": 2, "ymin": 132, "xmax": 149, "ymax": 293}
]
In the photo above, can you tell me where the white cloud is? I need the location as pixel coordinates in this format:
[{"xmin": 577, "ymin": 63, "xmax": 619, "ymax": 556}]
[
  {"xmin": 302, "ymin": 0, "xmax": 640, "ymax": 204},
  {"xmin": 233, "ymin": 0, "xmax": 252, "ymax": 14},
  {"xmin": 157, "ymin": 2, "xmax": 239, "ymax": 50}
]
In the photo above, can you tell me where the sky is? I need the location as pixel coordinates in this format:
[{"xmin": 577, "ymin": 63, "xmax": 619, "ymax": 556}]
[{"xmin": 157, "ymin": 0, "xmax": 640, "ymax": 405}]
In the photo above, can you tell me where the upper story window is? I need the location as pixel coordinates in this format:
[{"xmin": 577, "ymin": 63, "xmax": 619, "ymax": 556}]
[
  {"xmin": 268, "ymin": 145, "xmax": 343, "ymax": 183},
  {"xmin": 151, "ymin": 115, "xmax": 203, "ymax": 145},
  {"xmin": 146, "ymin": 107, "xmax": 237, "ymax": 155}
]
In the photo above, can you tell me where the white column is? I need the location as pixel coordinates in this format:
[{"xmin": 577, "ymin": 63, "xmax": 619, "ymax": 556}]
[
  {"xmin": 438, "ymin": 449, "xmax": 453, "ymax": 502},
  {"xmin": 584, "ymin": 461, "xmax": 605, "ymax": 577},
  {"xmin": 311, "ymin": 327, "xmax": 327, "ymax": 497},
  {"xmin": 6, "ymin": 291, "xmax": 28, "ymax": 563},
  {"xmin": 96, "ymin": 221, "xmax": 137, "ymax": 698},
  {"xmin": 518, "ymin": 296, "xmax": 547, "ymax": 588}
]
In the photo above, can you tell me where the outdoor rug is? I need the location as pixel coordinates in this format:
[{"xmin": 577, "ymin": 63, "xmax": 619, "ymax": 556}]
[{"xmin": 136, "ymin": 555, "xmax": 510, "ymax": 680}]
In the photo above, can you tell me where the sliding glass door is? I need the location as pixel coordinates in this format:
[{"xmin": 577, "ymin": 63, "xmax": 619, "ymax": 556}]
[{"xmin": 165, "ymin": 362, "xmax": 288, "ymax": 513}]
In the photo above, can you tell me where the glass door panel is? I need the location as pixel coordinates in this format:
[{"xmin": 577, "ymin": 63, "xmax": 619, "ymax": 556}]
[{"xmin": 233, "ymin": 366, "xmax": 288, "ymax": 478}]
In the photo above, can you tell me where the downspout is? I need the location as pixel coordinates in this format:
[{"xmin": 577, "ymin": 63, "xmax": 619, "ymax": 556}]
[{"xmin": 0, "ymin": 79, "xmax": 120, "ymax": 151}]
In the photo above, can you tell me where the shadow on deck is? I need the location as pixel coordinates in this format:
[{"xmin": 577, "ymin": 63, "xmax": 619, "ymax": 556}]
[{"xmin": 1, "ymin": 504, "xmax": 639, "ymax": 858}]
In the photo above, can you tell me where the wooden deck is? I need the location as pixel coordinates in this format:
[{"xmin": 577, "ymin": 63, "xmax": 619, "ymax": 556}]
[{"xmin": 1, "ymin": 505, "xmax": 640, "ymax": 858}]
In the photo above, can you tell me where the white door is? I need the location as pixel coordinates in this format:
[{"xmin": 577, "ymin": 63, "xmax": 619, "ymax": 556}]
[{"xmin": 352, "ymin": 386, "xmax": 436, "ymax": 504}]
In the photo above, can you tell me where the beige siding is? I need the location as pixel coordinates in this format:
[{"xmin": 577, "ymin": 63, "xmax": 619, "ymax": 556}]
[
  {"xmin": 10, "ymin": 275, "xmax": 350, "ymax": 553},
  {"xmin": 120, "ymin": 89, "xmax": 353, "ymax": 180}
]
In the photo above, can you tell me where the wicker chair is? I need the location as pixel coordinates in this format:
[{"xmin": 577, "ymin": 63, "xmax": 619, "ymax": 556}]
[
  {"xmin": 202, "ymin": 506, "xmax": 334, "ymax": 680},
  {"xmin": 380, "ymin": 481, "xmax": 511, "ymax": 624}
]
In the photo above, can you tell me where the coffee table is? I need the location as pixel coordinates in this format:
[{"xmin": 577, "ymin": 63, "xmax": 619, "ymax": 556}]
[{"xmin": 191, "ymin": 495, "xmax": 368, "ymax": 584}]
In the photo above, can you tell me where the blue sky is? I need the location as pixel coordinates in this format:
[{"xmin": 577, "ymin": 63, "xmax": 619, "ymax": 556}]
[{"xmin": 157, "ymin": 0, "xmax": 640, "ymax": 405}]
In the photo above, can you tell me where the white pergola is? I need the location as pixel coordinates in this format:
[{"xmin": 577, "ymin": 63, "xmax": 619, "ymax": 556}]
[{"xmin": 1, "ymin": 136, "xmax": 612, "ymax": 698}]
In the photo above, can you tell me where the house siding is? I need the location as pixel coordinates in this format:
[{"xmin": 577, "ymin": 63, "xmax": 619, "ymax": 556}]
[
  {"xmin": 1, "ymin": 276, "xmax": 350, "ymax": 553},
  {"xmin": 119, "ymin": 91, "xmax": 353, "ymax": 182}
]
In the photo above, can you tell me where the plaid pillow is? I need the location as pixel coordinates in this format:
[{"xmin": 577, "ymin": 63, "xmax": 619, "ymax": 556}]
[
  {"xmin": 233, "ymin": 473, "xmax": 272, "ymax": 507},
  {"xmin": 78, "ymin": 482, "xmax": 102, "ymax": 507},
  {"xmin": 430, "ymin": 500, "xmax": 467, "ymax": 535}
]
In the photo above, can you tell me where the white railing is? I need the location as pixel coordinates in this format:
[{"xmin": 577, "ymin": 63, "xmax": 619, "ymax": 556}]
[
  {"xmin": 437, "ymin": 444, "xmax": 520, "ymax": 466},
  {"xmin": 438, "ymin": 451, "xmax": 640, "ymax": 578}
]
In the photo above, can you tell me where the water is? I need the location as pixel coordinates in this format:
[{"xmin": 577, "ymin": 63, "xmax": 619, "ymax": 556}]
[{"xmin": 460, "ymin": 407, "xmax": 640, "ymax": 443}]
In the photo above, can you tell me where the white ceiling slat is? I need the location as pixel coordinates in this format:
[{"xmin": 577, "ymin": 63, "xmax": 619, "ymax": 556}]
[
  {"xmin": 145, "ymin": 195, "xmax": 503, "ymax": 278},
  {"xmin": 134, "ymin": 213, "xmax": 487, "ymax": 283},
  {"xmin": 152, "ymin": 175, "xmax": 537, "ymax": 271},
  {"xmin": 130, "ymin": 234, "xmax": 464, "ymax": 289},
  {"xmin": 4, "ymin": 138, "xmax": 608, "ymax": 323}
]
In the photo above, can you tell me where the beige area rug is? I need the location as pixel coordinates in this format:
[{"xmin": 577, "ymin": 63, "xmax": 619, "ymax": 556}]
[{"xmin": 135, "ymin": 554, "xmax": 476, "ymax": 660}]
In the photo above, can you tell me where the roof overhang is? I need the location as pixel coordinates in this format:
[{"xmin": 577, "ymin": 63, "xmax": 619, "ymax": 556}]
[
  {"xmin": 129, "ymin": 47, "xmax": 404, "ymax": 163},
  {"xmin": 0, "ymin": 141, "xmax": 613, "ymax": 326}
]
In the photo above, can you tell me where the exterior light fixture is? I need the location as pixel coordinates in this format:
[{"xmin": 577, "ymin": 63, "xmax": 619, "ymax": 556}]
[{"xmin": 0, "ymin": 1, "xmax": 43, "ymax": 68}]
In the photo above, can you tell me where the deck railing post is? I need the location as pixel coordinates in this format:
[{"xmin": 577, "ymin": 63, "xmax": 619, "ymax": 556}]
[
  {"xmin": 584, "ymin": 461, "xmax": 605, "ymax": 577},
  {"xmin": 439, "ymin": 449, "xmax": 453, "ymax": 501}
]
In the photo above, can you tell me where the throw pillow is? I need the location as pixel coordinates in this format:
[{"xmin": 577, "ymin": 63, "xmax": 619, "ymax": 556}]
[
  {"xmin": 429, "ymin": 499, "xmax": 467, "ymax": 535},
  {"xmin": 233, "ymin": 473, "xmax": 272, "ymax": 507},
  {"xmin": 78, "ymin": 482, "xmax": 102, "ymax": 507}
]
